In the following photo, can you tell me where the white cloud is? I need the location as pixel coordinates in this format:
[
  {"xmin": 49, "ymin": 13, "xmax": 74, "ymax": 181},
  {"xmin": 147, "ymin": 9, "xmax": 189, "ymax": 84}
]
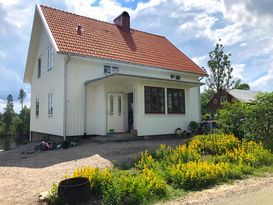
[
  {"xmin": 192, "ymin": 55, "xmax": 208, "ymax": 68},
  {"xmin": 64, "ymin": 0, "xmax": 133, "ymax": 21},
  {"xmin": 251, "ymin": 67, "xmax": 273, "ymax": 89},
  {"xmin": 0, "ymin": 50, "xmax": 6, "ymax": 58},
  {"xmin": 232, "ymin": 64, "xmax": 245, "ymax": 80}
]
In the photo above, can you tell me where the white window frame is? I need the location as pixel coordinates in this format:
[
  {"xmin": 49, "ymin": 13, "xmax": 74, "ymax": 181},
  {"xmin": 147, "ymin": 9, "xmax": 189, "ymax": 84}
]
[
  {"xmin": 104, "ymin": 65, "xmax": 119, "ymax": 74},
  {"xmin": 35, "ymin": 98, "xmax": 39, "ymax": 117},
  {"xmin": 37, "ymin": 58, "xmax": 41, "ymax": 78},
  {"xmin": 47, "ymin": 46, "xmax": 54, "ymax": 71},
  {"xmin": 48, "ymin": 92, "xmax": 53, "ymax": 117}
]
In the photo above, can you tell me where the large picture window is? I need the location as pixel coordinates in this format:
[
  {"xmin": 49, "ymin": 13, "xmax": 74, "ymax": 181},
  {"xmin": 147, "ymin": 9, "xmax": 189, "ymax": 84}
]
[
  {"xmin": 144, "ymin": 86, "xmax": 165, "ymax": 113},
  {"xmin": 167, "ymin": 88, "xmax": 185, "ymax": 114}
]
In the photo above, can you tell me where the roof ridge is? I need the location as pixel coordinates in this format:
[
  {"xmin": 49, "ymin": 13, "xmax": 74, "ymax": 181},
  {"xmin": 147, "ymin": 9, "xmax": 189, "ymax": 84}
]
[{"xmin": 40, "ymin": 4, "xmax": 165, "ymax": 39}]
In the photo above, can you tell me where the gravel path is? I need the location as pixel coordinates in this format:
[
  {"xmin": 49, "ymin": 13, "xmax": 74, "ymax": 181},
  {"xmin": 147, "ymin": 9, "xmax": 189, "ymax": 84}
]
[
  {"xmin": 161, "ymin": 174, "xmax": 273, "ymax": 205},
  {"xmin": 0, "ymin": 137, "xmax": 186, "ymax": 205}
]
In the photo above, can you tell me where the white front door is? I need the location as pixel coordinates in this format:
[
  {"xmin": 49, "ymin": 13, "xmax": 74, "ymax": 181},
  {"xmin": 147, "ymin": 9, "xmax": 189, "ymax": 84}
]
[{"xmin": 107, "ymin": 93, "xmax": 124, "ymax": 133}]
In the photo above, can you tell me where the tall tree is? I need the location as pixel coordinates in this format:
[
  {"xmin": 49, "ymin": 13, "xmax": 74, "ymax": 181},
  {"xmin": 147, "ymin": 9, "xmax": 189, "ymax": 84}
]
[
  {"xmin": 206, "ymin": 39, "xmax": 234, "ymax": 93},
  {"xmin": 18, "ymin": 89, "xmax": 26, "ymax": 110},
  {"xmin": 2, "ymin": 94, "xmax": 15, "ymax": 135}
]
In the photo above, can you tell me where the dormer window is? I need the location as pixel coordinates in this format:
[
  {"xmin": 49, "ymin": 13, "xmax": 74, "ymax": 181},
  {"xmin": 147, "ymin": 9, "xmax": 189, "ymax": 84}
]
[{"xmin": 104, "ymin": 65, "xmax": 119, "ymax": 74}]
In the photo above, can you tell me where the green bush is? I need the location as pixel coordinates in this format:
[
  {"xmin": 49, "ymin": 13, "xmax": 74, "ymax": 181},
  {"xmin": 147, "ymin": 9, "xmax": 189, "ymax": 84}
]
[
  {"xmin": 243, "ymin": 93, "xmax": 273, "ymax": 149},
  {"xmin": 218, "ymin": 102, "xmax": 246, "ymax": 139},
  {"xmin": 168, "ymin": 161, "xmax": 235, "ymax": 190}
]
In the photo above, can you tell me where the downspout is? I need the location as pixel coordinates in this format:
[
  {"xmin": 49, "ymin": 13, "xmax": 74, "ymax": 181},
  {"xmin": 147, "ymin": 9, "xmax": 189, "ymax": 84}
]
[{"xmin": 63, "ymin": 54, "xmax": 71, "ymax": 141}]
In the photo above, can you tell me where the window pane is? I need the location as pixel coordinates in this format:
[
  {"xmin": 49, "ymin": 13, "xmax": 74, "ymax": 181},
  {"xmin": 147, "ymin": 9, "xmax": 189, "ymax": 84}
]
[
  {"xmin": 112, "ymin": 66, "xmax": 119, "ymax": 73},
  {"xmin": 104, "ymin": 65, "xmax": 111, "ymax": 74},
  {"xmin": 110, "ymin": 95, "xmax": 113, "ymax": 114},
  {"xmin": 144, "ymin": 86, "xmax": 165, "ymax": 113},
  {"xmin": 118, "ymin": 96, "xmax": 121, "ymax": 115},
  {"xmin": 167, "ymin": 89, "xmax": 185, "ymax": 113},
  {"xmin": 36, "ymin": 98, "xmax": 39, "ymax": 117},
  {"xmin": 38, "ymin": 58, "xmax": 41, "ymax": 78}
]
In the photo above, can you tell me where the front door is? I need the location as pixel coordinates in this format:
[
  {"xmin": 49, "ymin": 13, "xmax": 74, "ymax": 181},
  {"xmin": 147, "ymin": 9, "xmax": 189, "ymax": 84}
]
[{"xmin": 107, "ymin": 93, "xmax": 124, "ymax": 133}]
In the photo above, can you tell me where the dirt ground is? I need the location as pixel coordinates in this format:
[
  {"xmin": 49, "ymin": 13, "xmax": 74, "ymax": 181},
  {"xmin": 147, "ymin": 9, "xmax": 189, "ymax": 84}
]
[
  {"xmin": 160, "ymin": 174, "xmax": 273, "ymax": 205},
  {"xmin": 0, "ymin": 137, "xmax": 186, "ymax": 205}
]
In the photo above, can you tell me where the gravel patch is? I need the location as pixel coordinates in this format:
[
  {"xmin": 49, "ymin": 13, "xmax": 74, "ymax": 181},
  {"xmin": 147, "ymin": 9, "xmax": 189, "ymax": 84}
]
[{"xmin": 160, "ymin": 174, "xmax": 273, "ymax": 205}]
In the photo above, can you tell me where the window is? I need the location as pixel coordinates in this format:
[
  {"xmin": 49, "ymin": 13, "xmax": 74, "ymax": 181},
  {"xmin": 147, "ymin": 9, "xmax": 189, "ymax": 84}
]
[
  {"xmin": 144, "ymin": 86, "xmax": 165, "ymax": 113},
  {"xmin": 118, "ymin": 95, "xmax": 122, "ymax": 115},
  {"xmin": 48, "ymin": 92, "xmax": 53, "ymax": 116},
  {"xmin": 167, "ymin": 88, "xmax": 185, "ymax": 114},
  {"xmin": 170, "ymin": 74, "xmax": 180, "ymax": 80},
  {"xmin": 104, "ymin": 65, "xmax": 119, "ymax": 74},
  {"xmin": 37, "ymin": 58, "xmax": 41, "ymax": 78},
  {"xmin": 35, "ymin": 98, "xmax": 39, "ymax": 117},
  {"xmin": 112, "ymin": 66, "xmax": 119, "ymax": 73},
  {"xmin": 104, "ymin": 65, "xmax": 111, "ymax": 74},
  {"xmin": 47, "ymin": 46, "xmax": 53, "ymax": 71},
  {"xmin": 220, "ymin": 95, "xmax": 227, "ymax": 104}
]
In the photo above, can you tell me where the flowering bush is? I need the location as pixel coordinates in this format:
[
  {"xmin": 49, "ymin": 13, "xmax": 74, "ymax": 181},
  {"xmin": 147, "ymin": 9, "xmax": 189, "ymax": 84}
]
[
  {"xmin": 48, "ymin": 134, "xmax": 273, "ymax": 204},
  {"xmin": 168, "ymin": 161, "xmax": 232, "ymax": 190}
]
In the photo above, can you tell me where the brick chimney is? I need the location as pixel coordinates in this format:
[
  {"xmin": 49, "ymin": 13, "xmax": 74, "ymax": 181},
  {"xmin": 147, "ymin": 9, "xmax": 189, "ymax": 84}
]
[{"xmin": 114, "ymin": 11, "xmax": 130, "ymax": 32}]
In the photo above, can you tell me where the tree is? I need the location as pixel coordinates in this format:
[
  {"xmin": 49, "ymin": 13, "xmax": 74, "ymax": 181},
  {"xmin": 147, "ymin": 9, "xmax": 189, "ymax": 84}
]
[
  {"xmin": 18, "ymin": 88, "xmax": 26, "ymax": 110},
  {"xmin": 243, "ymin": 92, "xmax": 273, "ymax": 148},
  {"xmin": 16, "ymin": 106, "xmax": 30, "ymax": 143},
  {"xmin": 2, "ymin": 94, "xmax": 15, "ymax": 135},
  {"xmin": 233, "ymin": 79, "xmax": 250, "ymax": 90},
  {"xmin": 218, "ymin": 102, "xmax": 246, "ymax": 139},
  {"xmin": 206, "ymin": 39, "xmax": 234, "ymax": 93},
  {"xmin": 201, "ymin": 89, "xmax": 214, "ymax": 115}
]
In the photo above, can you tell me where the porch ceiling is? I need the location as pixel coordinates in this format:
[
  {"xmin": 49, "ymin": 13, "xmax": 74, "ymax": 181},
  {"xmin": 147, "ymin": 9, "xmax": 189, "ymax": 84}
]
[{"xmin": 85, "ymin": 73, "xmax": 203, "ymax": 87}]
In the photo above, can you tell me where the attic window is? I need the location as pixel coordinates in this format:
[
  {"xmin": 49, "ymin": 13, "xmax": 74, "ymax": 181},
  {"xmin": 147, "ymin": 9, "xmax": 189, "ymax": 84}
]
[
  {"xmin": 104, "ymin": 65, "xmax": 119, "ymax": 74},
  {"xmin": 170, "ymin": 74, "xmax": 180, "ymax": 80}
]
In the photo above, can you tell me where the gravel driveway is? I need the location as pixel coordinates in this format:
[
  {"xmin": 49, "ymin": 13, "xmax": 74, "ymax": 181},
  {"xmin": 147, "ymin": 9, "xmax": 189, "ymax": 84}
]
[{"xmin": 0, "ymin": 137, "xmax": 186, "ymax": 205}]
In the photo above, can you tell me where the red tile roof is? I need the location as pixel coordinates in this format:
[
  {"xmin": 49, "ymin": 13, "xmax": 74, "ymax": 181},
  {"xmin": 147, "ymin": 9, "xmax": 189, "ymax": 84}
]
[{"xmin": 40, "ymin": 5, "xmax": 206, "ymax": 75}]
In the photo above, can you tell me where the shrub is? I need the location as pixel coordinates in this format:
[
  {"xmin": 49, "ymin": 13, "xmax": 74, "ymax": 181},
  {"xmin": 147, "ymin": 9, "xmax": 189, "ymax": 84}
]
[
  {"xmin": 218, "ymin": 102, "xmax": 246, "ymax": 139},
  {"xmin": 243, "ymin": 93, "xmax": 273, "ymax": 149},
  {"xmin": 192, "ymin": 134, "xmax": 240, "ymax": 155},
  {"xmin": 168, "ymin": 161, "xmax": 233, "ymax": 190}
]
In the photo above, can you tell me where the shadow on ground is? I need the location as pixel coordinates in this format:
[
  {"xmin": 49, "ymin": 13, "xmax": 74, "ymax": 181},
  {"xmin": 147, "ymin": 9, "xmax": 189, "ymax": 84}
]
[{"xmin": 0, "ymin": 137, "xmax": 187, "ymax": 169}]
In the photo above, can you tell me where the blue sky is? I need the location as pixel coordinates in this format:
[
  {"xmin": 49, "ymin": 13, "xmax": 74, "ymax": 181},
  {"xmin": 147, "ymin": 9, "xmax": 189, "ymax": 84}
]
[{"xmin": 0, "ymin": 0, "xmax": 273, "ymax": 112}]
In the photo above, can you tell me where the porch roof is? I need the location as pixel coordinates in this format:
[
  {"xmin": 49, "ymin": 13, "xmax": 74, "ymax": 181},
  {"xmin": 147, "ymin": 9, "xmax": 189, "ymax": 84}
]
[{"xmin": 85, "ymin": 73, "xmax": 203, "ymax": 87}]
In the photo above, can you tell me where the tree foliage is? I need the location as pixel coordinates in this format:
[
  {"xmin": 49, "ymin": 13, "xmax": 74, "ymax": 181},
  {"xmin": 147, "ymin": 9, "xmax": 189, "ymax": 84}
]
[
  {"xmin": 2, "ymin": 94, "xmax": 15, "ymax": 135},
  {"xmin": 201, "ymin": 89, "xmax": 214, "ymax": 115},
  {"xmin": 18, "ymin": 88, "xmax": 26, "ymax": 110},
  {"xmin": 233, "ymin": 79, "xmax": 250, "ymax": 90},
  {"xmin": 219, "ymin": 102, "xmax": 246, "ymax": 139},
  {"xmin": 243, "ymin": 93, "xmax": 273, "ymax": 144},
  {"xmin": 206, "ymin": 39, "xmax": 234, "ymax": 93},
  {"xmin": 218, "ymin": 92, "xmax": 273, "ymax": 149},
  {"xmin": 0, "ymin": 89, "xmax": 30, "ymax": 143}
]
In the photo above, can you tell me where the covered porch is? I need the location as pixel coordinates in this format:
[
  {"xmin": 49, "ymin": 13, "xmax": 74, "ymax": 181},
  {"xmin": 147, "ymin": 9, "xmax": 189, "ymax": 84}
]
[{"xmin": 84, "ymin": 73, "xmax": 202, "ymax": 136}]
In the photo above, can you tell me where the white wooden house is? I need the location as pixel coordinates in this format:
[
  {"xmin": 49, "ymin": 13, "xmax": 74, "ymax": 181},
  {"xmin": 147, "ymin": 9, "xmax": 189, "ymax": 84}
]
[{"xmin": 24, "ymin": 4, "xmax": 206, "ymax": 140}]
